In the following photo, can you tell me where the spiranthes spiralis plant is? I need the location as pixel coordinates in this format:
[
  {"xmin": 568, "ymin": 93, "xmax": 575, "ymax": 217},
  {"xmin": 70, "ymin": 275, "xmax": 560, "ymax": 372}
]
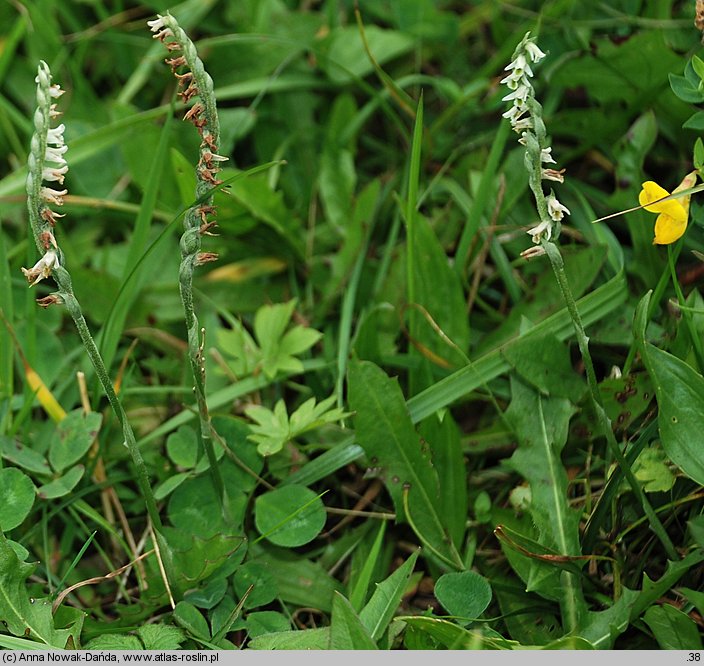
[
  {"xmin": 501, "ymin": 34, "xmax": 677, "ymax": 564},
  {"xmin": 148, "ymin": 14, "xmax": 227, "ymax": 504},
  {"xmin": 23, "ymin": 61, "xmax": 174, "ymax": 579}
]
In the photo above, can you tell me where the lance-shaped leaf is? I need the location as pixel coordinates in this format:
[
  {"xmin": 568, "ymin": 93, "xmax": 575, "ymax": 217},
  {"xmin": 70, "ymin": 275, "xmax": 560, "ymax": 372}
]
[
  {"xmin": 634, "ymin": 292, "xmax": 704, "ymax": 485},
  {"xmin": 504, "ymin": 376, "xmax": 584, "ymax": 625},
  {"xmin": 348, "ymin": 360, "xmax": 462, "ymax": 568}
]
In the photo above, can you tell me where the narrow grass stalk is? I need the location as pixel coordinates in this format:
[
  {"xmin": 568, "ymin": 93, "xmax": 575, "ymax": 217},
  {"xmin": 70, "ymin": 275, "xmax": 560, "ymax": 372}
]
[
  {"xmin": 405, "ymin": 94, "xmax": 423, "ymax": 314},
  {"xmin": 405, "ymin": 95, "xmax": 425, "ymax": 396},
  {"xmin": 23, "ymin": 63, "xmax": 165, "ymax": 537},
  {"xmin": 149, "ymin": 13, "xmax": 226, "ymax": 507},
  {"xmin": 454, "ymin": 118, "xmax": 511, "ymax": 280}
]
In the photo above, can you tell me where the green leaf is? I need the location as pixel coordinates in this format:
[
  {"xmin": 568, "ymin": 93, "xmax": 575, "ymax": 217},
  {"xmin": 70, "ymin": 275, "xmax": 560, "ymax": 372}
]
[
  {"xmin": 0, "ymin": 468, "xmax": 35, "ymax": 531},
  {"xmin": 247, "ymin": 395, "xmax": 349, "ymax": 456},
  {"xmin": 0, "ymin": 634, "xmax": 58, "ymax": 650},
  {"xmin": 643, "ymin": 604, "xmax": 703, "ymax": 650},
  {"xmin": 154, "ymin": 471, "xmax": 190, "ymax": 501},
  {"xmin": 670, "ymin": 73, "xmax": 704, "ymax": 103},
  {"xmin": 254, "ymin": 485, "xmax": 326, "ymax": 547},
  {"xmin": 502, "ymin": 333, "xmax": 586, "ymax": 402},
  {"xmin": 283, "ymin": 438, "xmax": 362, "ymax": 488},
  {"xmin": 640, "ymin": 343, "xmax": 704, "ymax": 485},
  {"xmin": 49, "ymin": 409, "xmax": 101, "ymax": 473},
  {"xmin": 289, "ymin": 395, "xmax": 346, "ymax": 432},
  {"xmin": 689, "ymin": 515, "xmax": 704, "ymax": 547},
  {"xmin": 349, "ymin": 521, "xmax": 387, "ymax": 612},
  {"xmin": 399, "ymin": 617, "xmax": 517, "ymax": 649},
  {"xmin": 5, "ymin": 540, "xmax": 29, "ymax": 562},
  {"xmin": 248, "ymin": 627, "xmax": 330, "ymax": 650},
  {"xmin": 543, "ymin": 636, "xmax": 596, "ymax": 649},
  {"xmin": 691, "ymin": 55, "xmax": 704, "ymax": 82},
  {"xmin": 613, "ymin": 111, "xmax": 657, "ymax": 195},
  {"xmin": 35, "ymin": 465, "xmax": 84, "ymax": 500},
  {"xmin": 634, "ymin": 293, "xmax": 704, "ymax": 485},
  {"xmin": 84, "ymin": 635, "xmax": 143, "ymax": 650},
  {"xmin": 255, "ymin": 300, "xmax": 297, "ymax": 358},
  {"xmin": 247, "ymin": 300, "xmax": 322, "ymax": 379},
  {"xmin": 330, "ymin": 592, "xmax": 378, "ymax": 649},
  {"xmin": 166, "ymin": 425, "xmax": 198, "ymax": 469},
  {"xmin": 683, "ymin": 111, "xmax": 704, "ymax": 131},
  {"xmin": 216, "ymin": 319, "xmax": 260, "ymax": 377},
  {"xmin": 245, "ymin": 611, "xmax": 290, "ymax": 639},
  {"xmin": 319, "ymin": 94, "xmax": 358, "ymax": 228},
  {"xmin": 406, "ymin": 270, "xmax": 628, "ymax": 423},
  {"xmin": 685, "ymin": 57, "xmax": 702, "ymax": 86},
  {"xmin": 491, "ymin": 572, "xmax": 560, "ymax": 645},
  {"xmin": 173, "ymin": 601, "xmax": 210, "ymax": 641},
  {"xmin": 213, "ymin": 416, "xmax": 264, "ymax": 492},
  {"xmin": 160, "ymin": 527, "xmax": 246, "ymax": 589},
  {"xmin": 359, "ymin": 550, "xmax": 419, "ymax": 642},
  {"xmin": 183, "ymin": 577, "xmax": 228, "ymax": 610},
  {"xmin": 504, "ymin": 377, "xmax": 584, "ymax": 619},
  {"xmin": 549, "ymin": 31, "xmax": 681, "ymax": 103},
  {"xmin": 679, "ymin": 587, "xmax": 704, "ymax": 617},
  {"xmin": 493, "ymin": 521, "xmax": 576, "ymax": 602},
  {"xmin": 0, "ymin": 436, "xmax": 51, "ymax": 476},
  {"xmin": 209, "ymin": 596, "xmax": 242, "ymax": 642},
  {"xmin": 321, "ymin": 179, "xmax": 379, "ymax": 311},
  {"xmin": 245, "ymin": 402, "xmax": 289, "ymax": 457},
  {"xmin": 322, "ymin": 25, "xmax": 415, "ymax": 85},
  {"xmin": 0, "ymin": 537, "xmax": 79, "ymax": 647},
  {"xmin": 576, "ymin": 588, "xmax": 638, "ymax": 649},
  {"xmin": 600, "ymin": 372, "xmax": 653, "ymax": 433},
  {"xmin": 348, "ymin": 360, "xmax": 462, "ymax": 568},
  {"xmin": 137, "ymin": 624, "xmax": 186, "ymax": 650},
  {"xmin": 434, "ymin": 571, "xmax": 492, "ymax": 621},
  {"xmin": 409, "ymin": 213, "xmax": 470, "ymax": 391},
  {"xmin": 252, "ymin": 548, "xmax": 343, "ymax": 613},
  {"xmin": 167, "ymin": 463, "xmax": 248, "ymax": 537},
  {"xmin": 279, "ymin": 326, "xmax": 323, "ymax": 358},
  {"xmin": 233, "ymin": 561, "xmax": 278, "ymax": 608},
  {"xmin": 695, "ymin": 137, "xmax": 704, "ymax": 171},
  {"xmin": 221, "ymin": 169, "xmax": 303, "ymax": 255},
  {"xmin": 633, "ymin": 447, "xmax": 676, "ymax": 493},
  {"xmin": 630, "ymin": 550, "xmax": 704, "ymax": 620},
  {"xmin": 505, "ymin": 378, "xmax": 581, "ymax": 556}
]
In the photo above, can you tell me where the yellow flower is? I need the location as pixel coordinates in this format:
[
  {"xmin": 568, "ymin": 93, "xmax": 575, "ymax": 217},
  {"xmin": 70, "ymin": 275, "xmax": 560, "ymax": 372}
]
[{"xmin": 639, "ymin": 172, "xmax": 697, "ymax": 245}]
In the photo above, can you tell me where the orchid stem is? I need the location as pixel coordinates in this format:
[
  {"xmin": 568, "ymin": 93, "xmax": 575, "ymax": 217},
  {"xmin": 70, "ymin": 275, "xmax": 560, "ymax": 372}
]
[{"xmin": 542, "ymin": 241, "xmax": 677, "ymax": 562}]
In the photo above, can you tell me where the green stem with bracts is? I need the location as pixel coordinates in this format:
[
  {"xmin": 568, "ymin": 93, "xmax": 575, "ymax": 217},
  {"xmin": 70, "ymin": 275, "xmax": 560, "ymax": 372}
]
[
  {"xmin": 149, "ymin": 14, "xmax": 226, "ymax": 506},
  {"xmin": 524, "ymin": 111, "xmax": 678, "ymax": 562},
  {"xmin": 24, "ymin": 63, "xmax": 166, "ymax": 537}
]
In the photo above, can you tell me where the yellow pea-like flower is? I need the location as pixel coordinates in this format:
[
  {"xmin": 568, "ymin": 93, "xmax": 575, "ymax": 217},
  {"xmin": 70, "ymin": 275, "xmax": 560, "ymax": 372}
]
[{"xmin": 639, "ymin": 172, "xmax": 697, "ymax": 245}]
